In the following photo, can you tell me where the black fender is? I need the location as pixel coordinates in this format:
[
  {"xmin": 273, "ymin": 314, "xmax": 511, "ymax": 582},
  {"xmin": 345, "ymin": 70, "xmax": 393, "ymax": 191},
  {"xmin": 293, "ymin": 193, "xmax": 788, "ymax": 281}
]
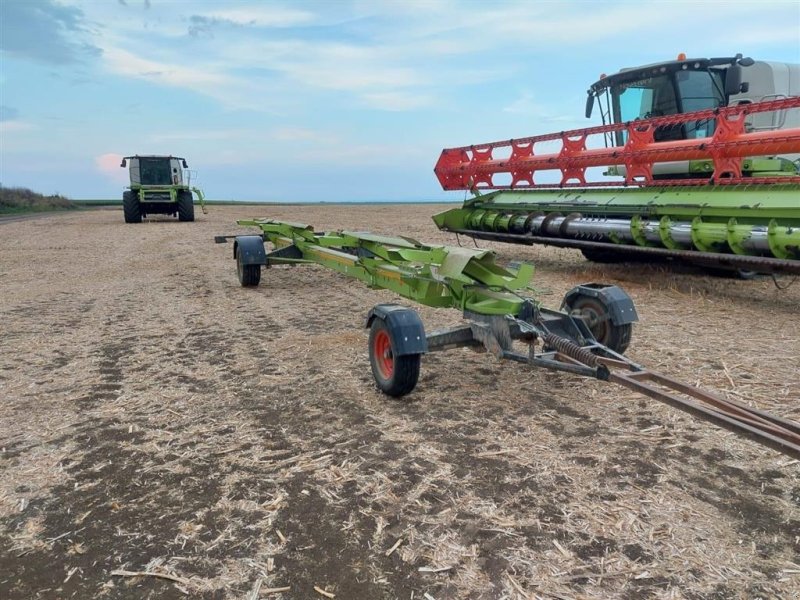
[
  {"xmin": 365, "ymin": 304, "xmax": 428, "ymax": 355},
  {"xmin": 562, "ymin": 283, "xmax": 638, "ymax": 325},
  {"xmin": 233, "ymin": 235, "xmax": 267, "ymax": 265}
]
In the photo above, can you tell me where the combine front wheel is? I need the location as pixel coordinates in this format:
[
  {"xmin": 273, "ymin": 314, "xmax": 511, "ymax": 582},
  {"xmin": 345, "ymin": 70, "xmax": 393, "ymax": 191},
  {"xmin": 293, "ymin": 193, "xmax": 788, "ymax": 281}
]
[
  {"xmin": 178, "ymin": 190, "xmax": 195, "ymax": 222},
  {"xmin": 580, "ymin": 248, "xmax": 626, "ymax": 263},
  {"xmin": 123, "ymin": 191, "xmax": 141, "ymax": 223},
  {"xmin": 368, "ymin": 318, "xmax": 420, "ymax": 397}
]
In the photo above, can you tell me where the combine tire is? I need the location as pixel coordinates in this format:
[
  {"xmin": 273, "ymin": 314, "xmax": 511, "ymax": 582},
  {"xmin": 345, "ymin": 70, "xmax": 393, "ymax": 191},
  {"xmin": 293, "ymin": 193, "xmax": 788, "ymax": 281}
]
[
  {"xmin": 580, "ymin": 248, "xmax": 627, "ymax": 263},
  {"xmin": 368, "ymin": 318, "xmax": 420, "ymax": 397},
  {"xmin": 236, "ymin": 249, "xmax": 261, "ymax": 287},
  {"xmin": 177, "ymin": 190, "xmax": 195, "ymax": 222},
  {"xmin": 567, "ymin": 295, "xmax": 632, "ymax": 355},
  {"xmin": 122, "ymin": 191, "xmax": 141, "ymax": 223}
]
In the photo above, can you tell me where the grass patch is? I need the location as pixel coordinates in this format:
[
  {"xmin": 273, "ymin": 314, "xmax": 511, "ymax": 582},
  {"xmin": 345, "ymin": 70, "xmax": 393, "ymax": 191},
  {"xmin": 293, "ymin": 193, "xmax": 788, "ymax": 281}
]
[{"xmin": 0, "ymin": 185, "xmax": 76, "ymax": 215}]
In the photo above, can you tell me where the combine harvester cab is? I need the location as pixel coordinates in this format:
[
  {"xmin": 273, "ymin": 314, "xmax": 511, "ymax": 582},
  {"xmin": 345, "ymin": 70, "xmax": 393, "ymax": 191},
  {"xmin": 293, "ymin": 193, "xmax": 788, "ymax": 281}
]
[
  {"xmin": 119, "ymin": 155, "xmax": 207, "ymax": 223},
  {"xmin": 433, "ymin": 54, "xmax": 800, "ymax": 276}
]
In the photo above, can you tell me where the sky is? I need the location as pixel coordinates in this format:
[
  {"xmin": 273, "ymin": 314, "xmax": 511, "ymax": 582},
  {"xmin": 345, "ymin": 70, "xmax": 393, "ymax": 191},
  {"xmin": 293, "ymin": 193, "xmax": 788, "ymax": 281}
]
[{"xmin": 1, "ymin": 0, "xmax": 799, "ymax": 202}]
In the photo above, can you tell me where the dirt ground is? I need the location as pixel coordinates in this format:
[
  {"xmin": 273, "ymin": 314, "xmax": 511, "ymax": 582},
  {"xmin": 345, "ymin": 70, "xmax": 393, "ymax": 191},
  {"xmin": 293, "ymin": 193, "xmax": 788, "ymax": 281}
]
[{"xmin": 1, "ymin": 205, "xmax": 798, "ymax": 600}]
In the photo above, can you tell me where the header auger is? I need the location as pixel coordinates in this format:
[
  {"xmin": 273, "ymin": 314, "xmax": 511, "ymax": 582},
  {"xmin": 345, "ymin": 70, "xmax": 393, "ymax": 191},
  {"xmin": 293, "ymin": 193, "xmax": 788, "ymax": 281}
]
[
  {"xmin": 433, "ymin": 55, "xmax": 800, "ymax": 276},
  {"xmin": 216, "ymin": 220, "xmax": 800, "ymax": 458}
]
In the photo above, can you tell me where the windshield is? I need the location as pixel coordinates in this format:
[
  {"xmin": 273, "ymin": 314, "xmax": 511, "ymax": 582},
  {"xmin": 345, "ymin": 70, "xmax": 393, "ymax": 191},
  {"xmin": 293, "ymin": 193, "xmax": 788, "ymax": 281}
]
[
  {"xmin": 608, "ymin": 70, "xmax": 725, "ymax": 145},
  {"xmin": 615, "ymin": 74, "xmax": 676, "ymax": 122},
  {"xmin": 139, "ymin": 158, "xmax": 173, "ymax": 186}
]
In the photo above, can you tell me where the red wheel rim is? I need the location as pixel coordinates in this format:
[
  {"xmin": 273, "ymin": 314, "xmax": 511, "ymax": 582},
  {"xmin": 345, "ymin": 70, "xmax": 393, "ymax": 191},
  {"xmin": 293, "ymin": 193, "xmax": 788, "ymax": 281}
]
[{"xmin": 373, "ymin": 330, "xmax": 394, "ymax": 379}]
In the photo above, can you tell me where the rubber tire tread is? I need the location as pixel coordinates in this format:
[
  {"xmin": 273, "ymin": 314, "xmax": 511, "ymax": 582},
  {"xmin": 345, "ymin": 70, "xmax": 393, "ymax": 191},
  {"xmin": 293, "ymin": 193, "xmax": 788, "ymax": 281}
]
[
  {"xmin": 123, "ymin": 191, "xmax": 142, "ymax": 223},
  {"xmin": 237, "ymin": 250, "xmax": 261, "ymax": 287},
  {"xmin": 608, "ymin": 322, "xmax": 632, "ymax": 355},
  {"xmin": 369, "ymin": 318, "xmax": 420, "ymax": 397},
  {"xmin": 177, "ymin": 190, "xmax": 195, "ymax": 222}
]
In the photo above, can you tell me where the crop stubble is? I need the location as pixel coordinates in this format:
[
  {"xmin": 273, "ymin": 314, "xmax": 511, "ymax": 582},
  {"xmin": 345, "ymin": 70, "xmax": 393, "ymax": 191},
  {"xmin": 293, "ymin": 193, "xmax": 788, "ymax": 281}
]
[{"xmin": 0, "ymin": 205, "xmax": 798, "ymax": 599}]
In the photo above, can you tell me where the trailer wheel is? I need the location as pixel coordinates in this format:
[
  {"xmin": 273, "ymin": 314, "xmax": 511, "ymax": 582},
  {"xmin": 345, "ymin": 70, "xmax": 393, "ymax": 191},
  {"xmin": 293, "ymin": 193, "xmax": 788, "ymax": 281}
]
[
  {"xmin": 568, "ymin": 295, "xmax": 632, "ymax": 354},
  {"xmin": 177, "ymin": 190, "xmax": 195, "ymax": 222},
  {"xmin": 122, "ymin": 191, "xmax": 141, "ymax": 223},
  {"xmin": 369, "ymin": 318, "xmax": 420, "ymax": 397},
  {"xmin": 236, "ymin": 249, "xmax": 261, "ymax": 287}
]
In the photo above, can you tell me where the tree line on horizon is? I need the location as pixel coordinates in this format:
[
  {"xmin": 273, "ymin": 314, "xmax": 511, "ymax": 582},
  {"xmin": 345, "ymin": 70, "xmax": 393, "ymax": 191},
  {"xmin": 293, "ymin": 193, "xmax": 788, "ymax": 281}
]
[{"xmin": 0, "ymin": 185, "xmax": 75, "ymax": 214}]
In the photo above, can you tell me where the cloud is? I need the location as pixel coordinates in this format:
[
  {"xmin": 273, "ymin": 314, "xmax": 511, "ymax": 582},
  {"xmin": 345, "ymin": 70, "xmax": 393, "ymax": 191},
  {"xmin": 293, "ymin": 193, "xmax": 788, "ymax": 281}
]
[
  {"xmin": 214, "ymin": 38, "xmax": 438, "ymax": 111},
  {"xmin": 102, "ymin": 45, "xmax": 226, "ymax": 86},
  {"xmin": 0, "ymin": 0, "xmax": 101, "ymax": 64},
  {"xmin": 187, "ymin": 6, "xmax": 315, "ymax": 37},
  {"xmin": 196, "ymin": 6, "xmax": 314, "ymax": 27},
  {"xmin": 0, "ymin": 120, "xmax": 34, "ymax": 134},
  {"xmin": 117, "ymin": 0, "xmax": 151, "ymax": 9},
  {"xmin": 50, "ymin": 0, "xmax": 800, "ymax": 120},
  {"xmin": 95, "ymin": 153, "xmax": 129, "ymax": 184}
]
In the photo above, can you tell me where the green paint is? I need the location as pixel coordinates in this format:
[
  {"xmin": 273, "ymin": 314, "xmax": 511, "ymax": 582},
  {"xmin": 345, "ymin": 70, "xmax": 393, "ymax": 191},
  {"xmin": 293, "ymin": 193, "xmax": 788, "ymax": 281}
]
[
  {"xmin": 432, "ymin": 184, "xmax": 800, "ymax": 259},
  {"xmin": 238, "ymin": 219, "xmax": 539, "ymax": 316}
]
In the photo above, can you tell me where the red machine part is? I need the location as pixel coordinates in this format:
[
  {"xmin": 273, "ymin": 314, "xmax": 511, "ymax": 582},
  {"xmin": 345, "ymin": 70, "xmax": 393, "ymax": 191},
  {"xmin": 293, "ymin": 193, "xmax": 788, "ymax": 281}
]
[{"xmin": 434, "ymin": 97, "xmax": 800, "ymax": 190}]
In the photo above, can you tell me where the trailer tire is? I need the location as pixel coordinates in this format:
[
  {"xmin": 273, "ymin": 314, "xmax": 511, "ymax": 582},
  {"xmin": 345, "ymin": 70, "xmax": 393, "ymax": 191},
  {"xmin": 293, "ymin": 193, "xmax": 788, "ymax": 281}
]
[
  {"xmin": 123, "ymin": 191, "xmax": 141, "ymax": 223},
  {"xmin": 177, "ymin": 190, "xmax": 195, "ymax": 222},
  {"xmin": 236, "ymin": 248, "xmax": 261, "ymax": 287},
  {"xmin": 369, "ymin": 318, "xmax": 420, "ymax": 397},
  {"xmin": 567, "ymin": 295, "xmax": 632, "ymax": 355}
]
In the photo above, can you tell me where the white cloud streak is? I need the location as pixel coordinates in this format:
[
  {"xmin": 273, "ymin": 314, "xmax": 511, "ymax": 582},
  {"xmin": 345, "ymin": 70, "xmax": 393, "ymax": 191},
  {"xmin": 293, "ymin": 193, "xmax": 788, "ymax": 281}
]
[
  {"xmin": 0, "ymin": 120, "xmax": 35, "ymax": 133},
  {"xmin": 199, "ymin": 6, "xmax": 315, "ymax": 27},
  {"xmin": 84, "ymin": 1, "xmax": 799, "ymax": 115}
]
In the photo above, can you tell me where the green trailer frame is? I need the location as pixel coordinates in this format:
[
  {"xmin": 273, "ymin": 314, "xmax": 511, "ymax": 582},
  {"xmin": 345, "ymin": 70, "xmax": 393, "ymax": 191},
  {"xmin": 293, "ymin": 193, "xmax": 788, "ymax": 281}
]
[{"xmin": 217, "ymin": 219, "xmax": 800, "ymax": 457}]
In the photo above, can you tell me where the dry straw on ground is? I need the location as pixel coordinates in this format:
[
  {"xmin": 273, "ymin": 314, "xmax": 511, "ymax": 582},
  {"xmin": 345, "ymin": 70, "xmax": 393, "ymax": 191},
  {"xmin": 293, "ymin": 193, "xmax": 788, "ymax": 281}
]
[{"xmin": 1, "ymin": 205, "xmax": 798, "ymax": 599}]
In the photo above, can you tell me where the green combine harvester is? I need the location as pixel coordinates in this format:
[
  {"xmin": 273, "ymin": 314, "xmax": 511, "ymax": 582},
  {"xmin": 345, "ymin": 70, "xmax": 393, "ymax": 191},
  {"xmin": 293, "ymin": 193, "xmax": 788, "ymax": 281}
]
[
  {"xmin": 119, "ymin": 155, "xmax": 206, "ymax": 223},
  {"xmin": 432, "ymin": 55, "xmax": 800, "ymax": 276}
]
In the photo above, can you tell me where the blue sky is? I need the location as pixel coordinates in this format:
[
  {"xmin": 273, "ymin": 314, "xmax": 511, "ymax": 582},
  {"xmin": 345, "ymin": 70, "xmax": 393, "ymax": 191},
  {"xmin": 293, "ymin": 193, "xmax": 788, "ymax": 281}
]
[{"xmin": 1, "ymin": 0, "xmax": 798, "ymax": 202}]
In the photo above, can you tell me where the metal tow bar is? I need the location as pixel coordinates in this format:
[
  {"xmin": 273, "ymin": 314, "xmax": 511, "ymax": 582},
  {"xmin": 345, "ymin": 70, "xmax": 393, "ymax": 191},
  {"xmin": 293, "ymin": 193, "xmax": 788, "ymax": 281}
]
[
  {"xmin": 534, "ymin": 331, "xmax": 800, "ymax": 457},
  {"xmin": 426, "ymin": 315, "xmax": 800, "ymax": 458},
  {"xmin": 603, "ymin": 362, "xmax": 800, "ymax": 458}
]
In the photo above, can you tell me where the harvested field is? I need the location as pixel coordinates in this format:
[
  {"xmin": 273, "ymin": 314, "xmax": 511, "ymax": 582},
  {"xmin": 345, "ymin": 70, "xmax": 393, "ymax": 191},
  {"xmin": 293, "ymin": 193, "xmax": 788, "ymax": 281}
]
[{"xmin": 1, "ymin": 205, "xmax": 799, "ymax": 600}]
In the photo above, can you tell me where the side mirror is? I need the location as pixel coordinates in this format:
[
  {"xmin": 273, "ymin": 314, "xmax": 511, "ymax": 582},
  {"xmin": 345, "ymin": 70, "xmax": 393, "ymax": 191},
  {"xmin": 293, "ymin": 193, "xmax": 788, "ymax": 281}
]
[
  {"xmin": 725, "ymin": 65, "xmax": 743, "ymax": 96},
  {"xmin": 182, "ymin": 159, "xmax": 188, "ymax": 168},
  {"xmin": 585, "ymin": 92, "xmax": 595, "ymax": 119},
  {"xmin": 120, "ymin": 158, "xmax": 127, "ymax": 168}
]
